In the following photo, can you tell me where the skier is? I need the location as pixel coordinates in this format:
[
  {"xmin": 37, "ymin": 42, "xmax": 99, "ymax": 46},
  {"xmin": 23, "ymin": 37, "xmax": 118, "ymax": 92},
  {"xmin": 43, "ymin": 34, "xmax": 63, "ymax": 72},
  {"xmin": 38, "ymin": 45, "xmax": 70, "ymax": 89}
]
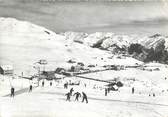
[
  {"xmin": 64, "ymin": 83, "xmax": 68, "ymax": 89},
  {"xmin": 84, "ymin": 83, "xmax": 86, "ymax": 87},
  {"xmin": 65, "ymin": 92, "xmax": 71, "ymax": 101},
  {"xmin": 82, "ymin": 92, "xmax": 88, "ymax": 103},
  {"xmin": 73, "ymin": 92, "xmax": 81, "ymax": 101},
  {"xmin": 132, "ymin": 87, "xmax": 134, "ymax": 94},
  {"xmin": 153, "ymin": 93, "xmax": 155, "ymax": 97},
  {"xmin": 107, "ymin": 88, "xmax": 110, "ymax": 93},
  {"xmin": 64, "ymin": 83, "xmax": 66, "ymax": 89},
  {"xmin": 29, "ymin": 85, "xmax": 33, "ymax": 92},
  {"xmin": 11, "ymin": 87, "xmax": 15, "ymax": 97},
  {"xmin": 69, "ymin": 88, "xmax": 74, "ymax": 96},
  {"xmin": 50, "ymin": 82, "xmax": 52, "ymax": 86},
  {"xmin": 42, "ymin": 81, "xmax": 44, "ymax": 87},
  {"xmin": 105, "ymin": 88, "xmax": 108, "ymax": 96}
]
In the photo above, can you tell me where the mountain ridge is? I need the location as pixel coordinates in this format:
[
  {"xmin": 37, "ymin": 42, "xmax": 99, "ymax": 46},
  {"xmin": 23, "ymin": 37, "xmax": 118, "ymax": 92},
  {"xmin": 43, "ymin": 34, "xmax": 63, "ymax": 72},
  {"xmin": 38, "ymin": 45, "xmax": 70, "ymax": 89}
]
[
  {"xmin": 0, "ymin": 17, "xmax": 167, "ymax": 72},
  {"xmin": 62, "ymin": 31, "xmax": 168, "ymax": 63}
]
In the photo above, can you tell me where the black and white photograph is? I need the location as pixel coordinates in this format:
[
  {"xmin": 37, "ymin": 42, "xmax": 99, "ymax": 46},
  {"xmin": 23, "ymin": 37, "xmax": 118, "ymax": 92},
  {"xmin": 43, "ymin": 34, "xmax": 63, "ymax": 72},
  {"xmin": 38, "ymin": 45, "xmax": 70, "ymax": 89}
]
[{"xmin": 0, "ymin": 0, "xmax": 168, "ymax": 117}]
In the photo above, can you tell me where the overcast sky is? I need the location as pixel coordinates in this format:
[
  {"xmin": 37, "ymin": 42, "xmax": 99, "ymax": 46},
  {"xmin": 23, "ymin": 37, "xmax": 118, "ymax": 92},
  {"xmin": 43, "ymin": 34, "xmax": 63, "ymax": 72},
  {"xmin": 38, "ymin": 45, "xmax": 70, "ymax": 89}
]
[{"xmin": 0, "ymin": 0, "xmax": 168, "ymax": 35}]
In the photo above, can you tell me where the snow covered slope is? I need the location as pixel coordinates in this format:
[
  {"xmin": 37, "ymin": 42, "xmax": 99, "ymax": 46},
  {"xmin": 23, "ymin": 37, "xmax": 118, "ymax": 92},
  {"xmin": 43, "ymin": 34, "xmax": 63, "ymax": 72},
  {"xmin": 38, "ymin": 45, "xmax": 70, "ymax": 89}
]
[
  {"xmin": 0, "ymin": 17, "xmax": 63, "ymax": 46},
  {"xmin": 0, "ymin": 17, "xmax": 143, "ymax": 75},
  {"xmin": 63, "ymin": 32, "xmax": 168, "ymax": 51},
  {"xmin": 62, "ymin": 32, "xmax": 168, "ymax": 63},
  {"xmin": 1, "ymin": 17, "xmax": 167, "ymax": 75},
  {"xmin": 0, "ymin": 18, "xmax": 168, "ymax": 117}
]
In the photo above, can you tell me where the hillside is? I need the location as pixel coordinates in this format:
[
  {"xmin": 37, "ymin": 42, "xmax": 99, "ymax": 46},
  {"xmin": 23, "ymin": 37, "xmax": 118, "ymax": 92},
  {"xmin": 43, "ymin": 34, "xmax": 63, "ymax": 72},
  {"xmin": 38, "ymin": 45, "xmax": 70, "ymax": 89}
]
[
  {"xmin": 62, "ymin": 32, "xmax": 168, "ymax": 63},
  {"xmin": 0, "ymin": 18, "xmax": 168, "ymax": 117},
  {"xmin": 0, "ymin": 17, "xmax": 168, "ymax": 76},
  {"xmin": 0, "ymin": 17, "xmax": 143, "ymax": 75}
]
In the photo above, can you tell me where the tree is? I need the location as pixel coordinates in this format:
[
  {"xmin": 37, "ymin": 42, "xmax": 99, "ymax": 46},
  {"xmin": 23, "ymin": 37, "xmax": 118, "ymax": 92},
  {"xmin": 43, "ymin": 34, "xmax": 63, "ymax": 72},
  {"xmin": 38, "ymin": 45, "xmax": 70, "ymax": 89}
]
[{"xmin": 128, "ymin": 43, "xmax": 143, "ymax": 54}]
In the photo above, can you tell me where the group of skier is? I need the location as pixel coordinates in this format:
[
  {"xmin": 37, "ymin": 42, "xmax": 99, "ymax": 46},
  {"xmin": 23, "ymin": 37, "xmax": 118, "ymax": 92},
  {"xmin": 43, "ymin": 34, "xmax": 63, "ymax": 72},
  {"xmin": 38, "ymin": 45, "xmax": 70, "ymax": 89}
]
[
  {"xmin": 132, "ymin": 87, "xmax": 156, "ymax": 97},
  {"xmin": 41, "ymin": 81, "xmax": 53, "ymax": 87},
  {"xmin": 65, "ymin": 88, "xmax": 88, "ymax": 103},
  {"xmin": 10, "ymin": 84, "xmax": 33, "ymax": 98}
]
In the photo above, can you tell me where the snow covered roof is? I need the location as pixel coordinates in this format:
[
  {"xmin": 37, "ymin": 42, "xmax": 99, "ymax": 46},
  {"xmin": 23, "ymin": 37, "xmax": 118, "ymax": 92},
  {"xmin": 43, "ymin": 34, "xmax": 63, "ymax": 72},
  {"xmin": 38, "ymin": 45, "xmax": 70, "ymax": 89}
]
[
  {"xmin": 0, "ymin": 65, "xmax": 13, "ymax": 70},
  {"xmin": 144, "ymin": 62, "xmax": 165, "ymax": 67}
]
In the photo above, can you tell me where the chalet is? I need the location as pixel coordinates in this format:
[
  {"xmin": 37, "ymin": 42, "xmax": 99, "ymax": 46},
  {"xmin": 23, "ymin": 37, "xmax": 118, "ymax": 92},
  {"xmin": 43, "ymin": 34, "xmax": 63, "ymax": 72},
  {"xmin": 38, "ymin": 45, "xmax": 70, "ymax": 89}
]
[
  {"xmin": 88, "ymin": 64, "xmax": 95, "ymax": 68},
  {"xmin": 42, "ymin": 71, "xmax": 56, "ymax": 80},
  {"xmin": 70, "ymin": 64, "xmax": 84, "ymax": 72},
  {"xmin": 105, "ymin": 83, "xmax": 119, "ymax": 91},
  {"xmin": 77, "ymin": 62, "xmax": 84, "ymax": 66},
  {"xmin": 55, "ymin": 67, "xmax": 66, "ymax": 74},
  {"xmin": 105, "ymin": 81, "xmax": 123, "ymax": 91},
  {"xmin": 67, "ymin": 59, "xmax": 76, "ymax": 64},
  {"xmin": 0, "ymin": 65, "xmax": 14, "ymax": 75}
]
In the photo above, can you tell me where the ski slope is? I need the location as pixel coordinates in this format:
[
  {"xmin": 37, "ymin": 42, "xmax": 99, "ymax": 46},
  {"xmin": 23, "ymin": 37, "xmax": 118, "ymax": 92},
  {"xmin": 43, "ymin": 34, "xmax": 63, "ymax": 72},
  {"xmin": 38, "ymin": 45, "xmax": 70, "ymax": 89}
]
[
  {"xmin": 0, "ymin": 81, "xmax": 168, "ymax": 117},
  {"xmin": 0, "ymin": 17, "xmax": 168, "ymax": 117}
]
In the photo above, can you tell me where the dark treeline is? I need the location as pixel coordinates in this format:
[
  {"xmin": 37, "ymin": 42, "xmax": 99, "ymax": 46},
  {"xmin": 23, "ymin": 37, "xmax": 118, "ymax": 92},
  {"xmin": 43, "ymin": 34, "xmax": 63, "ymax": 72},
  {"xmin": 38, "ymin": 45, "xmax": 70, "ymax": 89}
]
[{"xmin": 128, "ymin": 43, "xmax": 168, "ymax": 64}]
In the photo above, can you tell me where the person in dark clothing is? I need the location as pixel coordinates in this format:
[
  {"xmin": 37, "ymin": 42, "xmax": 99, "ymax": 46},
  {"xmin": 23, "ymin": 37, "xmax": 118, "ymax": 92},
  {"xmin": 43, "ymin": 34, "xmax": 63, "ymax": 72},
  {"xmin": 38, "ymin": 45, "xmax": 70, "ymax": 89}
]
[
  {"xmin": 50, "ymin": 82, "xmax": 52, "ymax": 86},
  {"xmin": 107, "ymin": 88, "xmax": 110, "ymax": 93},
  {"xmin": 64, "ymin": 83, "xmax": 68, "ymax": 89},
  {"xmin": 29, "ymin": 85, "xmax": 33, "ymax": 92},
  {"xmin": 105, "ymin": 88, "xmax": 108, "ymax": 96},
  {"xmin": 42, "ymin": 81, "xmax": 44, "ymax": 87},
  {"xmin": 82, "ymin": 92, "xmax": 88, "ymax": 103},
  {"xmin": 11, "ymin": 87, "xmax": 15, "ymax": 97},
  {"xmin": 65, "ymin": 92, "xmax": 71, "ymax": 101},
  {"xmin": 73, "ymin": 92, "xmax": 81, "ymax": 101},
  {"xmin": 69, "ymin": 88, "xmax": 74, "ymax": 96},
  {"xmin": 64, "ymin": 83, "xmax": 66, "ymax": 89},
  {"xmin": 132, "ymin": 87, "xmax": 134, "ymax": 94},
  {"xmin": 84, "ymin": 83, "xmax": 86, "ymax": 87},
  {"xmin": 153, "ymin": 93, "xmax": 155, "ymax": 97}
]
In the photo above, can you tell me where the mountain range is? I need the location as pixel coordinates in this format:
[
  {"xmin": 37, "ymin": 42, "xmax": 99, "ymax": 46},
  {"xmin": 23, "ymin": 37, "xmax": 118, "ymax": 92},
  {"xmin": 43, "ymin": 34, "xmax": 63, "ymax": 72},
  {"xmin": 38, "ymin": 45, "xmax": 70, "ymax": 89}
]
[{"xmin": 0, "ymin": 17, "xmax": 167, "ymax": 74}]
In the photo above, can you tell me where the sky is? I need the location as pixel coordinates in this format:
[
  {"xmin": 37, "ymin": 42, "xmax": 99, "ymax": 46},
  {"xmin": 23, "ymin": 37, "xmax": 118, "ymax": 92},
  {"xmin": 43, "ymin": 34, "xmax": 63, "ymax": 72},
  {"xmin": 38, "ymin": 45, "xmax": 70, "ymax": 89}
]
[{"xmin": 0, "ymin": 0, "xmax": 168, "ymax": 35}]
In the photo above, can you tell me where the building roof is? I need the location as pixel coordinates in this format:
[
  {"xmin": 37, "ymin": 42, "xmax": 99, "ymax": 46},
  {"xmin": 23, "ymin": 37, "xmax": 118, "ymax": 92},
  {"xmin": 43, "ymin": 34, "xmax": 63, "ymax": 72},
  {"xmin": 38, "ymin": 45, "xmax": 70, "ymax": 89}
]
[{"xmin": 0, "ymin": 65, "xmax": 13, "ymax": 70}]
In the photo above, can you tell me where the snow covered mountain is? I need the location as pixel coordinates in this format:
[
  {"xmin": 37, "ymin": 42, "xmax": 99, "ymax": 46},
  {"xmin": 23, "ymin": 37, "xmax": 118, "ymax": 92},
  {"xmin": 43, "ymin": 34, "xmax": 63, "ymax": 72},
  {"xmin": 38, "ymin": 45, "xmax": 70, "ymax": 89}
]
[
  {"xmin": 63, "ymin": 31, "xmax": 168, "ymax": 51},
  {"xmin": 0, "ymin": 17, "xmax": 143, "ymax": 75},
  {"xmin": 0, "ymin": 17, "xmax": 63, "ymax": 46},
  {"xmin": 1, "ymin": 18, "xmax": 168, "ymax": 117},
  {"xmin": 1, "ymin": 17, "xmax": 166, "ymax": 52},
  {"xmin": 62, "ymin": 31, "xmax": 168, "ymax": 63},
  {"xmin": 0, "ymin": 17, "xmax": 167, "ymax": 75}
]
